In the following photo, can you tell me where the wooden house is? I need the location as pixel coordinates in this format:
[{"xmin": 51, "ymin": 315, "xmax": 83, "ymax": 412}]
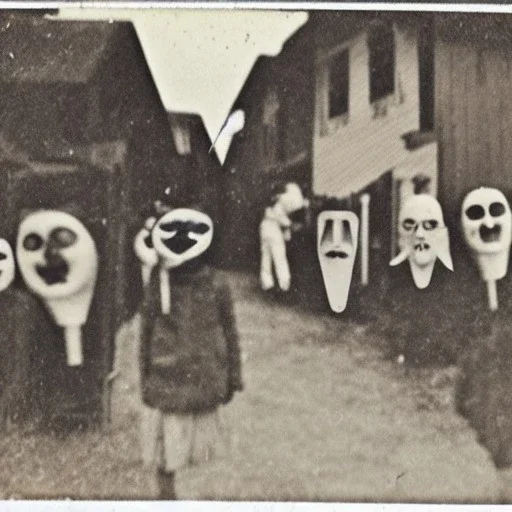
[
  {"xmin": 0, "ymin": 13, "xmax": 189, "ymax": 428},
  {"xmin": 219, "ymin": 21, "xmax": 316, "ymax": 270}
]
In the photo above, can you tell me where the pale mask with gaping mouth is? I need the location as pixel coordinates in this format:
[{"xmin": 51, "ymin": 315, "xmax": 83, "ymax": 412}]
[
  {"xmin": 390, "ymin": 194, "xmax": 453, "ymax": 289},
  {"xmin": 462, "ymin": 187, "xmax": 512, "ymax": 281},
  {"xmin": 16, "ymin": 210, "xmax": 98, "ymax": 366}
]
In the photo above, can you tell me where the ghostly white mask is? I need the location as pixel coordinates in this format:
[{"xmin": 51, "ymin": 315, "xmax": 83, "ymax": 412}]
[
  {"xmin": 390, "ymin": 194, "xmax": 453, "ymax": 289},
  {"xmin": 317, "ymin": 211, "xmax": 359, "ymax": 313},
  {"xmin": 133, "ymin": 216, "xmax": 158, "ymax": 286},
  {"xmin": 16, "ymin": 210, "xmax": 98, "ymax": 366},
  {"xmin": 152, "ymin": 208, "xmax": 213, "ymax": 269},
  {"xmin": 278, "ymin": 183, "xmax": 309, "ymax": 215},
  {"xmin": 462, "ymin": 187, "xmax": 512, "ymax": 281},
  {"xmin": 0, "ymin": 239, "xmax": 15, "ymax": 292}
]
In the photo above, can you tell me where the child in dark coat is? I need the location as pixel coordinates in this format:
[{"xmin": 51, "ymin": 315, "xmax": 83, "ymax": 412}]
[{"xmin": 138, "ymin": 205, "xmax": 243, "ymax": 500}]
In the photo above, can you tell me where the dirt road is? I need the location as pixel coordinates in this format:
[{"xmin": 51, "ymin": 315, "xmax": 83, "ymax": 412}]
[
  {"xmin": 174, "ymin": 273, "xmax": 499, "ymax": 502},
  {"xmin": 1, "ymin": 272, "xmax": 500, "ymax": 501}
]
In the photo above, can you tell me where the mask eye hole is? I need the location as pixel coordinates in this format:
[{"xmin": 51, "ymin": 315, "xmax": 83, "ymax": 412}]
[
  {"xmin": 52, "ymin": 228, "xmax": 77, "ymax": 248},
  {"xmin": 0, "ymin": 252, "xmax": 7, "ymax": 261},
  {"xmin": 422, "ymin": 219, "xmax": 439, "ymax": 230},
  {"xmin": 23, "ymin": 233, "xmax": 44, "ymax": 251},
  {"xmin": 402, "ymin": 218, "xmax": 416, "ymax": 231},
  {"xmin": 465, "ymin": 204, "xmax": 485, "ymax": 220},
  {"xmin": 191, "ymin": 222, "xmax": 210, "ymax": 234},
  {"xmin": 159, "ymin": 221, "xmax": 180, "ymax": 233},
  {"xmin": 490, "ymin": 202, "xmax": 506, "ymax": 217}
]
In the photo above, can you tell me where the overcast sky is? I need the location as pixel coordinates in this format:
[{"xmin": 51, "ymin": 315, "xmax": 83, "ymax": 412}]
[{"xmin": 55, "ymin": 8, "xmax": 308, "ymax": 161}]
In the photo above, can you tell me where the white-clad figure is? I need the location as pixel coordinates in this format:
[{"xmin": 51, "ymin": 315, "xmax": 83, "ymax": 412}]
[
  {"xmin": 390, "ymin": 194, "xmax": 453, "ymax": 289},
  {"xmin": 461, "ymin": 187, "xmax": 512, "ymax": 310},
  {"xmin": 16, "ymin": 210, "xmax": 98, "ymax": 366},
  {"xmin": 134, "ymin": 216, "xmax": 158, "ymax": 287},
  {"xmin": 0, "ymin": 239, "xmax": 15, "ymax": 292},
  {"xmin": 151, "ymin": 207, "xmax": 213, "ymax": 314},
  {"xmin": 259, "ymin": 182, "xmax": 309, "ymax": 292},
  {"xmin": 317, "ymin": 211, "xmax": 359, "ymax": 313}
]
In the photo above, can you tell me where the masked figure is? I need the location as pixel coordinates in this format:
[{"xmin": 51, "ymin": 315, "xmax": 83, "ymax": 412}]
[
  {"xmin": 16, "ymin": 210, "xmax": 98, "ymax": 367},
  {"xmin": 390, "ymin": 194, "xmax": 453, "ymax": 289},
  {"xmin": 139, "ymin": 205, "xmax": 242, "ymax": 499},
  {"xmin": 259, "ymin": 182, "xmax": 309, "ymax": 292},
  {"xmin": 134, "ymin": 216, "xmax": 158, "ymax": 287},
  {"xmin": 317, "ymin": 211, "xmax": 359, "ymax": 313},
  {"xmin": 462, "ymin": 187, "xmax": 511, "ymax": 282},
  {"xmin": 151, "ymin": 207, "xmax": 213, "ymax": 314},
  {"xmin": 461, "ymin": 187, "xmax": 512, "ymax": 311}
]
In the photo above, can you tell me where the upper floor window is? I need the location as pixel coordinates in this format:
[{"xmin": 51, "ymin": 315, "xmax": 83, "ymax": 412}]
[
  {"xmin": 317, "ymin": 45, "xmax": 350, "ymax": 136},
  {"xmin": 328, "ymin": 49, "xmax": 350, "ymax": 119},
  {"xmin": 368, "ymin": 22, "xmax": 395, "ymax": 103}
]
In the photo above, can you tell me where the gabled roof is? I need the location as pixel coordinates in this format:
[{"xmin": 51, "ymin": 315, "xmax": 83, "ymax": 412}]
[{"xmin": 0, "ymin": 15, "xmax": 128, "ymax": 84}]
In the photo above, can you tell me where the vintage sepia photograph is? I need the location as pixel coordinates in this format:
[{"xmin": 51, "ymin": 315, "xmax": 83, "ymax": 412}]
[{"xmin": 0, "ymin": 3, "xmax": 511, "ymax": 506}]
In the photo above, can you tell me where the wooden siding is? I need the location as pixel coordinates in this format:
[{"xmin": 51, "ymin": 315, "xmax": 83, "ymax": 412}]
[
  {"xmin": 436, "ymin": 36, "xmax": 512, "ymax": 224},
  {"xmin": 313, "ymin": 24, "xmax": 421, "ymax": 198}
]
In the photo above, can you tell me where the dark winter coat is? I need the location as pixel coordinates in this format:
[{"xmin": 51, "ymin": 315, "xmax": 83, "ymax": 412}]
[
  {"xmin": 139, "ymin": 264, "xmax": 243, "ymax": 413},
  {"xmin": 386, "ymin": 261, "xmax": 478, "ymax": 366}
]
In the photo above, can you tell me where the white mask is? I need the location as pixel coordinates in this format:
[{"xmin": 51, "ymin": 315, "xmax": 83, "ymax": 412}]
[
  {"xmin": 390, "ymin": 194, "xmax": 453, "ymax": 289},
  {"xmin": 0, "ymin": 239, "xmax": 15, "ymax": 292},
  {"xmin": 462, "ymin": 187, "xmax": 512, "ymax": 281},
  {"xmin": 152, "ymin": 208, "xmax": 213, "ymax": 269},
  {"xmin": 133, "ymin": 216, "xmax": 158, "ymax": 286},
  {"xmin": 151, "ymin": 208, "xmax": 213, "ymax": 315},
  {"xmin": 317, "ymin": 211, "xmax": 359, "ymax": 313},
  {"xmin": 16, "ymin": 210, "xmax": 98, "ymax": 366}
]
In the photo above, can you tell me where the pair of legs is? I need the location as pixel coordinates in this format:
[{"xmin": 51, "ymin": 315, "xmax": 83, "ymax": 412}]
[
  {"xmin": 260, "ymin": 238, "xmax": 290, "ymax": 292},
  {"xmin": 141, "ymin": 405, "xmax": 222, "ymax": 500}
]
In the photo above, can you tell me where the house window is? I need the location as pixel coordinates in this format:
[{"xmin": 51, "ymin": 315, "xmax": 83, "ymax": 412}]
[
  {"xmin": 317, "ymin": 45, "xmax": 350, "ymax": 136},
  {"xmin": 170, "ymin": 123, "xmax": 191, "ymax": 155},
  {"xmin": 368, "ymin": 22, "xmax": 395, "ymax": 103},
  {"xmin": 418, "ymin": 19, "xmax": 435, "ymax": 131},
  {"xmin": 328, "ymin": 49, "xmax": 349, "ymax": 119}
]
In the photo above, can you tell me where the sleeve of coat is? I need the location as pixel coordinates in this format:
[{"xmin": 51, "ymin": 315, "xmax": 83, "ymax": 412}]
[{"xmin": 216, "ymin": 275, "xmax": 243, "ymax": 393}]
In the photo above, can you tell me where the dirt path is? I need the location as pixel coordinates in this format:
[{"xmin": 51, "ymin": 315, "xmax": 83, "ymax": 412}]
[
  {"xmin": 0, "ymin": 271, "xmax": 499, "ymax": 501},
  {"xmin": 174, "ymin": 273, "xmax": 499, "ymax": 502}
]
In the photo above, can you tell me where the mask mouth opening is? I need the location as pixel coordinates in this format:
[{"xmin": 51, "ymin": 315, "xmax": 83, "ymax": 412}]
[
  {"xmin": 162, "ymin": 234, "xmax": 197, "ymax": 254},
  {"xmin": 414, "ymin": 242, "xmax": 431, "ymax": 251},
  {"xmin": 480, "ymin": 224, "xmax": 502, "ymax": 243},
  {"xmin": 36, "ymin": 260, "xmax": 69, "ymax": 285},
  {"xmin": 325, "ymin": 250, "xmax": 349, "ymax": 259}
]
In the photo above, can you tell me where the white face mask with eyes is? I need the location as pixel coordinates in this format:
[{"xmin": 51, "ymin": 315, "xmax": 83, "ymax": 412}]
[
  {"xmin": 151, "ymin": 208, "xmax": 214, "ymax": 314},
  {"xmin": 390, "ymin": 194, "xmax": 453, "ymax": 289},
  {"xmin": 16, "ymin": 210, "xmax": 98, "ymax": 366},
  {"xmin": 317, "ymin": 210, "xmax": 359, "ymax": 313},
  {"xmin": 462, "ymin": 187, "xmax": 512, "ymax": 281}
]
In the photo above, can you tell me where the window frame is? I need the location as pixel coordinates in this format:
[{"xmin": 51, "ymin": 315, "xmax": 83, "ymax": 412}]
[
  {"xmin": 368, "ymin": 21, "xmax": 396, "ymax": 106},
  {"xmin": 316, "ymin": 42, "xmax": 351, "ymax": 137}
]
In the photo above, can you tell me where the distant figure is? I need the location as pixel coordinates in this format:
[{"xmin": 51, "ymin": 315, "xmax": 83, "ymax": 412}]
[
  {"xmin": 139, "ymin": 204, "xmax": 243, "ymax": 500},
  {"xmin": 259, "ymin": 182, "xmax": 309, "ymax": 292}
]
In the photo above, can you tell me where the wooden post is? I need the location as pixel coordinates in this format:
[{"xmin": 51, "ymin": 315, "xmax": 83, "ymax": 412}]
[{"xmin": 360, "ymin": 193, "xmax": 370, "ymax": 286}]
